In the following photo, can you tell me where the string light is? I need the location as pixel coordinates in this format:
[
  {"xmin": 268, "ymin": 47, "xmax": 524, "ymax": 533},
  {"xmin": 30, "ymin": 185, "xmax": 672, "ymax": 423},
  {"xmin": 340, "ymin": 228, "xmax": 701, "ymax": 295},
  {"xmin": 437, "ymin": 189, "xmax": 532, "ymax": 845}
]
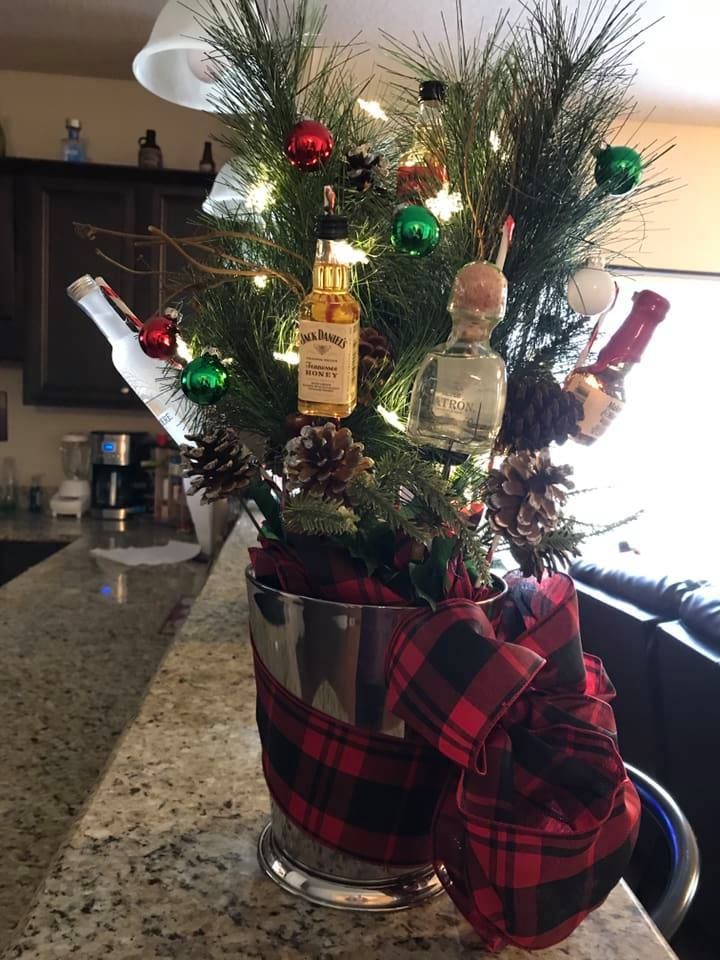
[
  {"xmin": 357, "ymin": 98, "xmax": 388, "ymax": 122},
  {"xmin": 425, "ymin": 184, "xmax": 463, "ymax": 223},
  {"xmin": 246, "ymin": 180, "xmax": 274, "ymax": 213},
  {"xmin": 377, "ymin": 405, "xmax": 406, "ymax": 432},
  {"xmin": 253, "ymin": 274, "xmax": 269, "ymax": 289},
  {"xmin": 332, "ymin": 241, "xmax": 369, "ymax": 266},
  {"xmin": 175, "ymin": 335, "xmax": 194, "ymax": 362},
  {"xmin": 273, "ymin": 349, "xmax": 299, "ymax": 366}
]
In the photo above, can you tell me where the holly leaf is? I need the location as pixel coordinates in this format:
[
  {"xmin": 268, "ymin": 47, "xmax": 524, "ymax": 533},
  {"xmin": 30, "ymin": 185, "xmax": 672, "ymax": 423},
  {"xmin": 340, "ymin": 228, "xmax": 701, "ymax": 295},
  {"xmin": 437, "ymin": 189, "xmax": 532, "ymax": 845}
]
[
  {"xmin": 409, "ymin": 535, "xmax": 457, "ymax": 608},
  {"xmin": 247, "ymin": 480, "xmax": 283, "ymax": 541}
]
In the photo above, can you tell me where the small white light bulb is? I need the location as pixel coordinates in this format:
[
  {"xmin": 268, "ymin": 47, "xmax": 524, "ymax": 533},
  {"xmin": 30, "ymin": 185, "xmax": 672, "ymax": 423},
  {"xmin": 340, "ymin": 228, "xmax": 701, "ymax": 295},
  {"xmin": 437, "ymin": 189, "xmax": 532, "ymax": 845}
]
[
  {"xmin": 273, "ymin": 350, "xmax": 300, "ymax": 366},
  {"xmin": 425, "ymin": 184, "xmax": 463, "ymax": 223},
  {"xmin": 357, "ymin": 98, "xmax": 388, "ymax": 122}
]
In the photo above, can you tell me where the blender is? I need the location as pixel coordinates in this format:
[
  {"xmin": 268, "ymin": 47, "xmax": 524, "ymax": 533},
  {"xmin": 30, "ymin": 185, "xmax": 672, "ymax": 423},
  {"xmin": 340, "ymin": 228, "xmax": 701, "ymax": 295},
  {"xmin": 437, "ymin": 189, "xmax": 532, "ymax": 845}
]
[{"xmin": 50, "ymin": 434, "xmax": 91, "ymax": 518}]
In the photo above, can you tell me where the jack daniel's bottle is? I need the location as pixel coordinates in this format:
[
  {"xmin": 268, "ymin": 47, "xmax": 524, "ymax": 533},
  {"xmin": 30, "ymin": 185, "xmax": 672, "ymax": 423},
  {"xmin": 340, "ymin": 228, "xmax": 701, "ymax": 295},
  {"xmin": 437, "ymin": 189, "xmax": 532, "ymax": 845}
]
[
  {"xmin": 297, "ymin": 211, "xmax": 360, "ymax": 418},
  {"xmin": 566, "ymin": 289, "xmax": 669, "ymax": 444}
]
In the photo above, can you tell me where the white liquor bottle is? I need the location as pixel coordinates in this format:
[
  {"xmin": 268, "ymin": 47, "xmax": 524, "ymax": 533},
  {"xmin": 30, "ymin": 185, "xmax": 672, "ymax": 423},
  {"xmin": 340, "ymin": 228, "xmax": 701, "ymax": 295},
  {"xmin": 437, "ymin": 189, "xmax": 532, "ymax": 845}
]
[
  {"xmin": 66, "ymin": 275, "xmax": 190, "ymax": 443},
  {"xmin": 407, "ymin": 219, "xmax": 515, "ymax": 459},
  {"xmin": 67, "ymin": 276, "xmax": 221, "ymax": 555}
]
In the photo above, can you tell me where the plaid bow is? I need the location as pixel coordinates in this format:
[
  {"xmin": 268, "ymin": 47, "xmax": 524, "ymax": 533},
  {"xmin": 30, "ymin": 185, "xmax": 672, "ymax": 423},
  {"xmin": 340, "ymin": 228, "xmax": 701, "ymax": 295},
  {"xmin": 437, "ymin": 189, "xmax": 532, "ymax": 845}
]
[
  {"xmin": 386, "ymin": 573, "xmax": 640, "ymax": 951},
  {"xmin": 251, "ymin": 546, "xmax": 640, "ymax": 951}
]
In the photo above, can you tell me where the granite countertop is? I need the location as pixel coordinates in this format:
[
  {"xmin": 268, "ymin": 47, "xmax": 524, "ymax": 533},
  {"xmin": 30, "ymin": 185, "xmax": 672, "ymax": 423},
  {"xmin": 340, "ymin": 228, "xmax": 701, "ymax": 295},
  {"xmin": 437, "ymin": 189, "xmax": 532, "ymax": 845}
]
[
  {"xmin": 0, "ymin": 512, "xmax": 209, "ymax": 954},
  {"xmin": 5, "ymin": 520, "xmax": 678, "ymax": 960}
]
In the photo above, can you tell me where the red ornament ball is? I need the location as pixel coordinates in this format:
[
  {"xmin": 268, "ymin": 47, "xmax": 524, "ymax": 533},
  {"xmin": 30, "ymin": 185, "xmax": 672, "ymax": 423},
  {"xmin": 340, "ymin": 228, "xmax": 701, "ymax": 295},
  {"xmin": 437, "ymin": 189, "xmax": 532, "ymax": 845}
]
[
  {"xmin": 138, "ymin": 312, "xmax": 178, "ymax": 360},
  {"xmin": 285, "ymin": 119, "xmax": 334, "ymax": 171}
]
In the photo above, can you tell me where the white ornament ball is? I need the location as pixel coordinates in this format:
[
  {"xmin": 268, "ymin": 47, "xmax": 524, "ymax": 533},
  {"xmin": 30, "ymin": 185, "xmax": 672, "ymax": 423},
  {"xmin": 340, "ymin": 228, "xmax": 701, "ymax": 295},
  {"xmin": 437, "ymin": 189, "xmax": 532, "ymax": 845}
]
[{"xmin": 567, "ymin": 263, "xmax": 616, "ymax": 316}]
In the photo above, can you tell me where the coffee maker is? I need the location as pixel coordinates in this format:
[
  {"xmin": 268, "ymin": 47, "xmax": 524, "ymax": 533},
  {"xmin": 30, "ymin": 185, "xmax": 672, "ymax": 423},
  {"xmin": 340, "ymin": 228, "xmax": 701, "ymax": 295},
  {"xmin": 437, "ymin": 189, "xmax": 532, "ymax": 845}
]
[{"xmin": 91, "ymin": 432, "xmax": 153, "ymax": 520}]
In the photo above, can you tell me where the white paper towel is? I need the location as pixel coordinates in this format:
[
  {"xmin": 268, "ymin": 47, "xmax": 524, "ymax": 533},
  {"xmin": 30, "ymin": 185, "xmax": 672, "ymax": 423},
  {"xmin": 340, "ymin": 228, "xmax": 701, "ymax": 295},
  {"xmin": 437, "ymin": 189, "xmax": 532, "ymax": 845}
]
[{"xmin": 90, "ymin": 541, "xmax": 201, "ymax": 566}]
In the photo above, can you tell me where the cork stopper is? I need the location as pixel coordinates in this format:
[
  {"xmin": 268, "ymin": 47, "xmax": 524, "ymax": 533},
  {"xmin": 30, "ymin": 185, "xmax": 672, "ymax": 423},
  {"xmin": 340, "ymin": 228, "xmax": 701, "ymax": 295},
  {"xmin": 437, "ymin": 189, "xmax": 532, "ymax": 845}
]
[{"xmin": 448, "ymin": 259, "xmax": 508, "ymax": 318}]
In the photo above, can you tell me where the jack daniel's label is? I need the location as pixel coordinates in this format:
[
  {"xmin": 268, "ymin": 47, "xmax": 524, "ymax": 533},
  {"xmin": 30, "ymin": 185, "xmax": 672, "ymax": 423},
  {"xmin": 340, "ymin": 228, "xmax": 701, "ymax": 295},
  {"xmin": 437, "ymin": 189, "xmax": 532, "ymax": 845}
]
[{"xmin": 298, "ymin": 319, "xmax": 359, "ymax": 405}]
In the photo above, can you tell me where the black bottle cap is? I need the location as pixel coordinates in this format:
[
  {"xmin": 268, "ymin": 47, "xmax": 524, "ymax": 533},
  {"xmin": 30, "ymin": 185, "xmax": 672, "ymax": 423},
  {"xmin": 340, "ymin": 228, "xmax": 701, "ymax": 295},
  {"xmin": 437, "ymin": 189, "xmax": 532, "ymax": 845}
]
[
  {"xmin": 419, "ymin": 80, "xmax": 446, "ymax": 102},
  {"xmin": 315, "ymin": 215, "xmax": 348, "ymax": 241}
]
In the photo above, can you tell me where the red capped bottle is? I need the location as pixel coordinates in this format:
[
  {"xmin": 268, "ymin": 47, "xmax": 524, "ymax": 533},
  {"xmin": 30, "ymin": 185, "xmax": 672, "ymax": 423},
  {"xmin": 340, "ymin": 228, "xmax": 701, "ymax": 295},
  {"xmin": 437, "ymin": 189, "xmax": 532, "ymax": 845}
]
[{"xmin": 565, "ymin": 289, "xmax": 670, "ymax": 444}]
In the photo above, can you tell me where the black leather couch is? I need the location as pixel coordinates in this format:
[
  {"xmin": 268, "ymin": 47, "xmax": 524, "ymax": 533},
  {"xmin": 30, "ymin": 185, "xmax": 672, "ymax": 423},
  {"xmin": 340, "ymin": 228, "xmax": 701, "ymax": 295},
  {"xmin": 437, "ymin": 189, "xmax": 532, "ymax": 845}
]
[{"xmin": 571, "ymin": 556, "xmax": 719, "ymax": 945}]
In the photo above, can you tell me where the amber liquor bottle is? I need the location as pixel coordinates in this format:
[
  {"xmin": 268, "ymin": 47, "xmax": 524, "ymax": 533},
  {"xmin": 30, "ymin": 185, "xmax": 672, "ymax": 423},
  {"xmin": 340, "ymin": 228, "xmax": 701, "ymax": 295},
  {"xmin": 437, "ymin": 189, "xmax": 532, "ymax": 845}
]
[
  {"xmin": 396, "ymin": 80, "xmax": 446, "ymax": 201},
  {"xmin": 297, "ymin": 215, "xmax": 360, "ymax": 418},
  {"xmin": 566, "ymin": 289, "xmax": 670, "ymax": 444}
]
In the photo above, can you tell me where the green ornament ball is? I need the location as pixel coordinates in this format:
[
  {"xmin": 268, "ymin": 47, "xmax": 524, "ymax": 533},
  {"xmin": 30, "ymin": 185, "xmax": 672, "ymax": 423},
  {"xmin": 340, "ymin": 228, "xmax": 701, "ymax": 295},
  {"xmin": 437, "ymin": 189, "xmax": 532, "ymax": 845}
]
[
  {"xmin": 594, "ymin": 144, "xmax": 642, "ymax": 196},
  {"xmin": 391, "ymin": 204, "xmax": 440, "ymax": 257},
  {"xmin": 180, "ymin": 354, "xmax": 229, "ymax": 406}
]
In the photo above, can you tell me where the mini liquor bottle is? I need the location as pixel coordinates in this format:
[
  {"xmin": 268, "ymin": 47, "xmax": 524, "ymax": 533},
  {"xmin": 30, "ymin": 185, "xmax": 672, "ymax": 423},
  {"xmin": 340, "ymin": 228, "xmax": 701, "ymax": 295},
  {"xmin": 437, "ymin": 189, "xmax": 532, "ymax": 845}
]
[
  {"xmin": 67, "ymin": 275, "xmax": 189, "ymax": 443},
  {"xmin": 565, "ymin": 289, "xmax": 669, "ymax": 445},
  {"xmin": 297, "ymin": 213, "xmax": 360, "ymax": 419},
  {"xmin": 396, "ymin": 80, "xmax": 446, "ymax": 201},
  {"xmin": 406, "ymin": 259, "xmax": 508, "ymax": 458}
]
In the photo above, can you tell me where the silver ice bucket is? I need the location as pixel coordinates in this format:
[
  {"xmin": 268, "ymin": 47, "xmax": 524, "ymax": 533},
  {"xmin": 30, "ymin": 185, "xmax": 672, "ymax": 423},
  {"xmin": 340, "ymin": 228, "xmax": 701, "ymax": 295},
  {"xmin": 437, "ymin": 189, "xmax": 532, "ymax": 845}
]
[{"xmin": 247, "ymin": 565, "xmax": 506, "ymax": 911}]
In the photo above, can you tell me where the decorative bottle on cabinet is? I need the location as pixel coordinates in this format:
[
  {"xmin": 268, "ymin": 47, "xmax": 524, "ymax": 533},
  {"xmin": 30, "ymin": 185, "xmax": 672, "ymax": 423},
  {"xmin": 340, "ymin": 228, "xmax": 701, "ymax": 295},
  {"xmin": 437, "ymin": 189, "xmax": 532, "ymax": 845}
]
[
  {"xmin": 297, "ymin": 201, "xmax": 360, "ymax": 419},
  {"xmin": 62, "ymin": 118, "xmax": 87, "ymax": 163},
  {"xmin": 199, "ymin": 141, "xmax": 216, "ymax": 173},
  {"xmin": 138, "ymin": 129, "xmax": 163, "ymax": 169}
]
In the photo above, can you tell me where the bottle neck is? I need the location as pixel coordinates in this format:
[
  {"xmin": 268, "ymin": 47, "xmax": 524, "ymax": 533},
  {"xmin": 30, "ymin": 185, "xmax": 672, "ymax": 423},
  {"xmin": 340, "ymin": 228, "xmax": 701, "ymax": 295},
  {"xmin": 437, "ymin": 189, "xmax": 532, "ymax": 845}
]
[
  {"xmin": 67, "ymin": 128, "xmax": 79, "ymax": 140},
  {"xmin": 587, "ymin": 309, "xmax": 662, "ymax": 373},
  {"xmin": 446, "ymin": 309, "xmax": 498, "ymax": 350},
  {"xmin": 417, "ymin": 98, "xmax": 442, "ymax": 130},
  {"xmin": 70, "ymin": 283, "xmax": 134, "ymax": 343},
  {"xmin": 312, "ymin": 239, "xmax": 350, "ymax": 294}
]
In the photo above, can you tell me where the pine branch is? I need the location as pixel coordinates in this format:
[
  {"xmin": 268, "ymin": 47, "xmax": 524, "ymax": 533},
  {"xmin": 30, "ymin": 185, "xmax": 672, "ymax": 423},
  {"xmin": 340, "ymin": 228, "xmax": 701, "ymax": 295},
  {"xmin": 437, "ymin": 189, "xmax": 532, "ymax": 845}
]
[
  {"xmin": 283, "ymin": 496, "xmax": 359, "ymax": 537},
  {"xmin": 347, "ymin": 473, "xmax": 425, "ymax": 542},
  {"xmin": 449, "ymin": 458, "xmax": 488, "ymax": 502}
]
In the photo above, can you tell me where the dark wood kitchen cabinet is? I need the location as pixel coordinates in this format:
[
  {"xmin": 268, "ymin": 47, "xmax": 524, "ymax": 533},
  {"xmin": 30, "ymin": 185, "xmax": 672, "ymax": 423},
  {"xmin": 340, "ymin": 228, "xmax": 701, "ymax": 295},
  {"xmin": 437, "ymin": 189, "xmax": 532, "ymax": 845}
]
[
  {"xmin": 19, "ymin": 173, "xmax": 140, "ymax": 407},
  {"xmin": 0, "ymin": 175, "xmax": 21, "ymax": 361},
  {"xmin": 0, "ymin": 158, "xmax": 210, "ymax": 407}
]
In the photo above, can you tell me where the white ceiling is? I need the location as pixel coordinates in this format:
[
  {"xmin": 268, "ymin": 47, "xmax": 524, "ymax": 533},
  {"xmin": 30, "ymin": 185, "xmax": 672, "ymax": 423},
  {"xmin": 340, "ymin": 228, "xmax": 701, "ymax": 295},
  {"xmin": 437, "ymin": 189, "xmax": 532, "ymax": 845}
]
[{"xmin": 0, "ymin": 0, "xmax": 719, "ymax": 124}]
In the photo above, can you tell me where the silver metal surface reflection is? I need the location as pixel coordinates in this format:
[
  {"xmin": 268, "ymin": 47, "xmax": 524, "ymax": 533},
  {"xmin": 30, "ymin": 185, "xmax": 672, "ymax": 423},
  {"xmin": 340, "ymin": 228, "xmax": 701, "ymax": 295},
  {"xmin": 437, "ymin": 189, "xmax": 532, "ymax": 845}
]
[
  {"xmin": 247, "ymin": 565, "xmax": 506, "ymax": 910},
  {"xmin": 247, "ymin": 567, "xmax": 413, "ymax": 737}
]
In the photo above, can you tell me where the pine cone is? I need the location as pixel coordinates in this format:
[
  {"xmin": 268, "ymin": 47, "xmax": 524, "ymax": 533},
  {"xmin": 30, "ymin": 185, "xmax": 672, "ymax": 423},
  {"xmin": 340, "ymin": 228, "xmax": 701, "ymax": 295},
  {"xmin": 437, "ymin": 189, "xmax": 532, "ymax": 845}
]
[
  {"xmin": 181, "ymin": 427, "xmax": 258, "ymax": 503},
  {"xmin": 358, "ymin": 327, "xmax": 394, "ymax": 405},
  {"xmin": 345, "ymin": 143, "xmax": 386, "ymax": 193},
  {"xmin": 486, "ymin": 449, "xmax": 574, "ymax": 550},
  {"xmin": 497, "ymin": 374, "xmax": 584, "ymax": 453},
  {"xmin": 285, "ymin": 422, "xmax": 374, "ymax": 503}
]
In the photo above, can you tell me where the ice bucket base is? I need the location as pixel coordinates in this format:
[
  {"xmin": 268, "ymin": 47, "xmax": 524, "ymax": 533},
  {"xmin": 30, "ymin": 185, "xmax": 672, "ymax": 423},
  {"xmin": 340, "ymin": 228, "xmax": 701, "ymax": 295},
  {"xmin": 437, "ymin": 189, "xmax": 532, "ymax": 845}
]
[{"xmin": 258, "ymin": 822, "xmax": 443, "ymax": 911}]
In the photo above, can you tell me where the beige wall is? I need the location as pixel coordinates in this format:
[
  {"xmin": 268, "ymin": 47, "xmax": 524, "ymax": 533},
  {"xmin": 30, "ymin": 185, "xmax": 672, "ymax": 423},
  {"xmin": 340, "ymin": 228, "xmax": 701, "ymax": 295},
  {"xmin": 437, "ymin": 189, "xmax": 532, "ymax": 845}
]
[
  {"xmin": 0, "ymin": 69, "xmax": 231, "ymax": 490},
  {"xmin": 0, "ymin": 69, "xmax": 230, "ymax": 168},
  {"xmin": 618, "ymin": 120, "xmax": 720, "ymax": 274},
  {"xmin": 0, "ymin": 366, "xmax": 156, "ymax": 490}
]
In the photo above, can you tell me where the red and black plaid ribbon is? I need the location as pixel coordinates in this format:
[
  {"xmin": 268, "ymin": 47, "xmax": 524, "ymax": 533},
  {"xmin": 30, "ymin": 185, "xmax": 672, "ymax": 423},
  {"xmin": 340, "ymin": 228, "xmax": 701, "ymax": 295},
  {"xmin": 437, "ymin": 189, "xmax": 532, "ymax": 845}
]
[{"xmin": 250, "ymin": 545, "xmax": 640, "ymax": 951}]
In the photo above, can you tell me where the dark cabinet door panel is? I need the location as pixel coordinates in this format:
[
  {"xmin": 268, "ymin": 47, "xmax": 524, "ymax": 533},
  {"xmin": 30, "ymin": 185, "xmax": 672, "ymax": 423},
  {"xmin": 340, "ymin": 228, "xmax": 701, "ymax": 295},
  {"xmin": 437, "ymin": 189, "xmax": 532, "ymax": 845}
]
[
  {"xmin": 135, "ymin": 184, "xmax": 208, "ymax": 319},
  {"xmin": 0, "ymin": 175, "xmax": 20, "ymax": 361},
  {"xmin": 20, "ymin": 176, "xmax": 141, "ymax": 408}
]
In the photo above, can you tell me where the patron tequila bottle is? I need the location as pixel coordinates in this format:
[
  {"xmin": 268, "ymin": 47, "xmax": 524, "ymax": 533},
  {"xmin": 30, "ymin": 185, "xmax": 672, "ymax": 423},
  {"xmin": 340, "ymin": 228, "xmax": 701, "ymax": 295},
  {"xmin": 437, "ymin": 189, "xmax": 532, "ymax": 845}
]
[
  {"xmin": 396, "ymin": 80, "xmax": 446, "ymax": 201},
  {"xmin": 566, "ymin": 289, "xmax": 669, "ymax": 445},
  {"xmin": 407, "ymin": 259, "xmax": 508, "ymax": 458},
  {"xmin": 297, "ymin": 213, "xmax": 360, "ymax": 418}
]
